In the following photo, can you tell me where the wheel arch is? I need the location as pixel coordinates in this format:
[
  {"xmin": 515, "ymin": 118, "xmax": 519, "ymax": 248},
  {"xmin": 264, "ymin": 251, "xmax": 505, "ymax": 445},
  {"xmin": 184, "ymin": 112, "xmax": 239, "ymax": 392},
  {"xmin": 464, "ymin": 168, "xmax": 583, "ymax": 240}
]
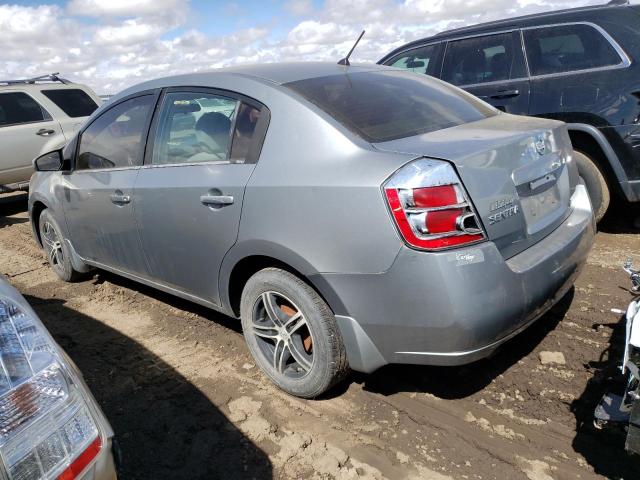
[
  {"xmin": 566, "ymin": 123, "xmax": 629, "ymax": 200},
  {"xmin": 219, "ymin": 241, "xmax": 347, "ymax": 319},
  {"xmin": 29, "ymin": 198, "xmax": 49, "ymax": 248}
]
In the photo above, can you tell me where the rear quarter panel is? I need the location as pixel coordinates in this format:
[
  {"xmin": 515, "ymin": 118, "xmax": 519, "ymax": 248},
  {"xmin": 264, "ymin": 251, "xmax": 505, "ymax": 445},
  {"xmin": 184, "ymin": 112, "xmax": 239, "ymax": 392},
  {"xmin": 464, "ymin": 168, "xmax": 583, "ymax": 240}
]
[{"xmin": 231, "ymin": 87, "xmax": 410, "ymax": 276}]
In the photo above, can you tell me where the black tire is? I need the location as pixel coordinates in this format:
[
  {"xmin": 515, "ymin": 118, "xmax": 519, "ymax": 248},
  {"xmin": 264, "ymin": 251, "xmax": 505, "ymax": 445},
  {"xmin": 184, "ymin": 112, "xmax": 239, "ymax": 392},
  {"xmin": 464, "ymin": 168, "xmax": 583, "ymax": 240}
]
[
  {"xmin": 574, "ymin": 150, "xmax": 610, "ymax": 223},
  {"xmin": 39, "ymin": 209, "xmax": 81, "ymax": 282},
  {"xmin": 240, "ymin": 268, "xmax": 349, "ymax": 398}
]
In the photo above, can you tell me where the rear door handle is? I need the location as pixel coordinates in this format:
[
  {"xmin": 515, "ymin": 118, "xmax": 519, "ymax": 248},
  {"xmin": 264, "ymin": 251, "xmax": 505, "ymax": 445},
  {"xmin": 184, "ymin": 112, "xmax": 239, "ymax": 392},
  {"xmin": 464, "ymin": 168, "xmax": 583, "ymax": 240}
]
[
  {"xmin": 110, "ymin": 193, "xmax": 131, "ymax": 205},
  {"xmin": 36, "ymin": 129, "xmax": 55, "ymax": 137},
  {"xmin": 200, "ymin": 194, "xmax": 234, "ymax": 207},
  {"xmin": 490, "ymin": 89, "xmax": 520, "ymax": 99}
]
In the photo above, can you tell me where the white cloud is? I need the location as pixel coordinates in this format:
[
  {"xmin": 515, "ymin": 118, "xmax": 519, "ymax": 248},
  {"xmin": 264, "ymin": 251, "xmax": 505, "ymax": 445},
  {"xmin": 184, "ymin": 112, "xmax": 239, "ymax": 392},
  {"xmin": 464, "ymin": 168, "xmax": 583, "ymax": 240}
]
[
  {"xmin": 0, "ymin": 0, "xmax": 605, "ymax": 94},
  {"xmin": 67, "ymin": 0, "xmax": 186, "ymax": 17},
  {"xmin": 284, "ymin": 0, "xmax": 314, "ymax": 16}
]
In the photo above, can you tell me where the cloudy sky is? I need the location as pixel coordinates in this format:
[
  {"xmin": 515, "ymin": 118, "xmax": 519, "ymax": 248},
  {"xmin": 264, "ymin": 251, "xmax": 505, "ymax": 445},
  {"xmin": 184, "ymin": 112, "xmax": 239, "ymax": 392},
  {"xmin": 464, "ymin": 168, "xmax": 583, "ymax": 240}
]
[{"xmin": 2, "ymin": 0, "xmax": 605, "ymax": 94}]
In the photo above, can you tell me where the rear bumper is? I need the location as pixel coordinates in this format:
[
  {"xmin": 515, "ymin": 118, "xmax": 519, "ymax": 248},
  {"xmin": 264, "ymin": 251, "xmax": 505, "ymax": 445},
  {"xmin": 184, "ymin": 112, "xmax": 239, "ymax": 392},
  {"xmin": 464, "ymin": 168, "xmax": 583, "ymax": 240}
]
[{"xmin": 319, "ymin": 184, "xmax": 595, "ymax": 373}]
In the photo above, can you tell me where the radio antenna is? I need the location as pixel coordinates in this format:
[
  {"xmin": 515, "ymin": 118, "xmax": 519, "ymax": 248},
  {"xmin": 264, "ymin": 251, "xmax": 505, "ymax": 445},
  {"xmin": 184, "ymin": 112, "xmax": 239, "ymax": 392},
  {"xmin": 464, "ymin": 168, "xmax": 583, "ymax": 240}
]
[{"xmin": 338, "ymin": 30, "xmax": 365, "ymax": 66}]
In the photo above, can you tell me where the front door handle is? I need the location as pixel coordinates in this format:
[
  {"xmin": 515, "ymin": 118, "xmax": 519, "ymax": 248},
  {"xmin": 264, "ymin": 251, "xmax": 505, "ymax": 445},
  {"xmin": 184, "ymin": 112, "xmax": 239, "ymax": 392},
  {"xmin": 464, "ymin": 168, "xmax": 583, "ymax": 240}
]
[
  {"xmin": 200, "ymin": 194, "xmax": 234, "ymax": 207},
  {"xmin": 490, "ymin": 89, "xmax": 520, "ymax": 99},
  {"xmin": 36, "ymin": 128, "xmax": 55, "ymax": 137},
  {"xmin": 110, "ymin": 193, "xmax": 131, "ymax": 205}
]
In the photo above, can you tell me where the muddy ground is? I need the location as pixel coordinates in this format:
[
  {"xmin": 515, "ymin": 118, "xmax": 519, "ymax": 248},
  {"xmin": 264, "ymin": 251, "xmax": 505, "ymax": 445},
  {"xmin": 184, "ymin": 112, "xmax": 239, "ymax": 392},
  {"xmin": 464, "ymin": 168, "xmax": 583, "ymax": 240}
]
[{"xmin": 2, "ymin": 192, "xmax": 640, "ymax": 480}]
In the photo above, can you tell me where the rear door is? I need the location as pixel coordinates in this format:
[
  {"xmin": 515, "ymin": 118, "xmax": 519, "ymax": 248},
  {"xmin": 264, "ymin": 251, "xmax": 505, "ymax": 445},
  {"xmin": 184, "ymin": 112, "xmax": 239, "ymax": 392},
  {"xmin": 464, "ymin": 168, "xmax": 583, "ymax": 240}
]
[
  {"xmin": 522, "ymin": 23, "xmax": 631, "ymax": 119},
  {"xmin": 62, "ymin": 93, "xmax": 157, "ymax": 276},
  {"xmin": 0, "ymin": 91, "xmax": 65, "ymax": 187},
  {"xmin": 133, "ymin": 88, "xmax": 269, "ymax": 305},
  {"xmin": 441, "ymin": 31, "xmax": 531, "ymax": 114},
  {"xmin": 39, "ymin": 88, "xmax": 100, "ymax": 137}
]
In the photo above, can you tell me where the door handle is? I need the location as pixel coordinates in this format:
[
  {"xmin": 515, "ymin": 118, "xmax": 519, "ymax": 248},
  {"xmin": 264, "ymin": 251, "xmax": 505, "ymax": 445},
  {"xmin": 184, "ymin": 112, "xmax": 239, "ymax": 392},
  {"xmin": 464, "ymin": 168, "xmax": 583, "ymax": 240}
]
[
  {"xmin": 490, "ymin": 89, "xmax": 520, "ymax": 99},
  {"xmin": 200, "ymin": 194, "xmax": 234, "ymax": 207},
  {"xmin": 36, "ymin": 128, "xmax": 55, "ymax": 137},
  {"xmin": 110, "ymin": 193, "xmax": 131, "ymax": 205}
]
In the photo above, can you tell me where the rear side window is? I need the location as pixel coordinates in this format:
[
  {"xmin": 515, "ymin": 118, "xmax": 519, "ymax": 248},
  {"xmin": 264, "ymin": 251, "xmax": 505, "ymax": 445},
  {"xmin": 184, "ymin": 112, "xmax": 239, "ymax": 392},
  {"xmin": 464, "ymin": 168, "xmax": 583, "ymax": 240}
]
[
  {"xmin": 0, "ymin": 92, "xmax": 51, "ymax": 127},
  {"xmin": 41, "ymin": 88, "xmax": 99, "ymax": 118},
  {"xmin": 230, "ymin": 103, "xmax": 262, "ymax": 163},
  {"xmin": 384, "ymin": 43, "xmax": 444, "ymax": 76},
  {"xmin": 77, "ymin": 95, "xmax": 154, "ymax": 170},
  {"xmin": 523, "ymin": 24, "xmax": 623, "ymax": 76},
  {"xmin": 152, "ymin": 92, "xmax": 238, "ymax": 165},
  {"xmin": 286, "ymin": 71, "xmax": 496, "ymax": 143},
  {"xmin": 442, "ymin": 32, "xmax": 526, "ymax": 86}
]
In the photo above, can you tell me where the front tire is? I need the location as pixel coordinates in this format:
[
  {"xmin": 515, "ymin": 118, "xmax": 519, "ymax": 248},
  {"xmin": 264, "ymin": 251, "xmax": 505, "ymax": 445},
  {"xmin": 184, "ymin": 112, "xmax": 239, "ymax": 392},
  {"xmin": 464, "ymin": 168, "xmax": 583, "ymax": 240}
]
[
  {"xmin": 574, "ymin": 150, "xmax": 610, "ymax": 223},
  {"xmin": 39, "ymin": 209, "xmax": 81, "ymax": 282},
  {"xmin": 240, "ymin": 268, "xmax": 349, "ymax": 398}
]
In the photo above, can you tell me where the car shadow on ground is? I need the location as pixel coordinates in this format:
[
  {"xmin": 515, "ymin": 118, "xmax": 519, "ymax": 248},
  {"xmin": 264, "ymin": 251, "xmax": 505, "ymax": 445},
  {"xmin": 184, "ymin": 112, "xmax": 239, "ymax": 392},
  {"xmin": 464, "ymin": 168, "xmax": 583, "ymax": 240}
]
[
  {"xmin": 23, "ymin": 293, "xmax": 272, "ymax": 480},
  {"xmin": 598, "ymin": 197, "xmax": 640, "ymax": 235},
  {"xmin": 0, "ymin": 192, "xmax": 28, "ymax": 227},
  {"xmin": 571, "ymin": 299, "xmax": 640, "ymax": 478},
  {"xmin": 356, "ymin": 289, "xmax": 572, "ymax": 399}
]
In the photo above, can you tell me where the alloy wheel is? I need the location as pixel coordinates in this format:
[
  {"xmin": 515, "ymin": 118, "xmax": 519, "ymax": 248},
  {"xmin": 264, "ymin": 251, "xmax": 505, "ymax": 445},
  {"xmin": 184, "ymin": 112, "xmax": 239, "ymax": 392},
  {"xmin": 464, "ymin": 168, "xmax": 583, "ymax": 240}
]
[
  {"xmin": 41, "ymin": 221, "xmax": 64, "ymax": 270},
  {"xmin": 251, "ymin": 291, "xmax": 314, "ymax": 379}
]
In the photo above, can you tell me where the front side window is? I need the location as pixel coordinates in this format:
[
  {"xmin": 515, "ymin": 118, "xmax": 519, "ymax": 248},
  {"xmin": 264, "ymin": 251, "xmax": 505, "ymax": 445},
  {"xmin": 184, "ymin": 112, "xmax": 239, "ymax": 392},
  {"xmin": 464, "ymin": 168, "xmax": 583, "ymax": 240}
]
[
  {"xmin": 41, "ymin": 89, "xmax": 99, "ymax": 118},
  {"xmin": 0, "ymin": 92, "xmax": 52, "ymax": 127},
  {"xmin": 151, "ymin": 92, "xmax": 238, "ymax": 165},
  {"xmin": 523, "ymin": 24, "xmax": 623, "ymax": 76},
  {"xmin": 442, "ymin": 32, "xmax": 526, "ymax": 86},
  {"xmin": 286, "ymin": 71, "xmax": 497, "ymax": 143},
  {"xmin": 77, "ymin": 95, "xmax": 154, "ymax": 170},
  {"xmin": 385, "ymin": 43, "xmax": 444, "ymax": 76}
]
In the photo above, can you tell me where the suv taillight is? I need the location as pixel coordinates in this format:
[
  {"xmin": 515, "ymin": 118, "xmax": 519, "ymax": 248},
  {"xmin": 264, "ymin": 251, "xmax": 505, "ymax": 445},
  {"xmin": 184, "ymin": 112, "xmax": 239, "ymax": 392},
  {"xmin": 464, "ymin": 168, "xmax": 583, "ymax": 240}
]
[{"xmin": 384, "ymin": 158, "xmax": 486, "ymax": 251}]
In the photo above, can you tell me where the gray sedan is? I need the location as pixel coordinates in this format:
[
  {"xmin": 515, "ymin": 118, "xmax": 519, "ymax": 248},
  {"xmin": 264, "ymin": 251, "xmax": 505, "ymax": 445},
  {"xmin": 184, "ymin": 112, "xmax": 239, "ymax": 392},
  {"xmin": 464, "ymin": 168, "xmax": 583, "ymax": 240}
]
[{"xmin": 28, "ymin": 62, "xmax": 594, "ymax": 398}]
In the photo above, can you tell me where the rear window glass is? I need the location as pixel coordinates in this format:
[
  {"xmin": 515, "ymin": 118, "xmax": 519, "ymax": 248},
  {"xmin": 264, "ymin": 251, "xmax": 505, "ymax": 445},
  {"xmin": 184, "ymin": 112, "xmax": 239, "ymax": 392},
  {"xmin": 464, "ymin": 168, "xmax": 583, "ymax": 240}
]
[
  {"xmin": 41, "ymin": 88, "xmax": 99, "ymax": 118},
  {"xmin": 285, "ymin": 71, "xmax": 496, "ymax": 143},
  {"xmin": 523, "ymin": 24, "xmax": 623, "ymax": 76}
]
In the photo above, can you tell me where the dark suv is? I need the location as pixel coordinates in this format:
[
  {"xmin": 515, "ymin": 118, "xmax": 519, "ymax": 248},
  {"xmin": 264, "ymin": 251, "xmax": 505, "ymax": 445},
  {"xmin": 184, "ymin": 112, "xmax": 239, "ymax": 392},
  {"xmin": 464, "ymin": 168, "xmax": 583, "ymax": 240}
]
[{"xmin": 379, "ymin": 0, "xmax": 640, "ymax": 221}]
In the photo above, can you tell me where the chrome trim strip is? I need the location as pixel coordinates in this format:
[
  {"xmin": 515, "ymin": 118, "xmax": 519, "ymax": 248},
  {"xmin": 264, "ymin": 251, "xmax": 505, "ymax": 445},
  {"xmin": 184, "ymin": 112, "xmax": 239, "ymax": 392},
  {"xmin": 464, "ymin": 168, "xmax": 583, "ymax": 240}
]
[
  {"xmin": 405, "ymin": 202, "xmax": 469, "ymax": 213},
  {"xmin": 72, "ymin": 165, "xmax": 141, "ymax": 173},
  {"xmin": 383, "ymin": 21, "xmax": 631, "ymax": 84}
]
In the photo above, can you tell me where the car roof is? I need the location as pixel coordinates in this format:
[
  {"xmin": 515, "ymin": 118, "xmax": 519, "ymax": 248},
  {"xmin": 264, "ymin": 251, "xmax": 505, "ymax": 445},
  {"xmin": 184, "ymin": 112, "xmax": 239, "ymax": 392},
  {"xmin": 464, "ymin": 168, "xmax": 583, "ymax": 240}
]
[
  {"xmin": 0, "ymin": 82, "xmax": 88, "ymax": 92},
  {"xmin": 117, "ymin": 62, "xmax": 388, "ymax": 97},
  {"xmin": 380, "ymin": 2, "xmax": 631, "ymax": 61}
]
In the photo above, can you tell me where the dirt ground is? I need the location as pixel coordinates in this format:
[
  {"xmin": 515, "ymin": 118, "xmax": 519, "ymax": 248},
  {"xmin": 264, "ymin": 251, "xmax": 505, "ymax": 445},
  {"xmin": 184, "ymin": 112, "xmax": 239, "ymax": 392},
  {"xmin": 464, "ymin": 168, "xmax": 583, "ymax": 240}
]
[{"xmin": 2, "ymin": 192, "xmax": 640, "ymax": 480}]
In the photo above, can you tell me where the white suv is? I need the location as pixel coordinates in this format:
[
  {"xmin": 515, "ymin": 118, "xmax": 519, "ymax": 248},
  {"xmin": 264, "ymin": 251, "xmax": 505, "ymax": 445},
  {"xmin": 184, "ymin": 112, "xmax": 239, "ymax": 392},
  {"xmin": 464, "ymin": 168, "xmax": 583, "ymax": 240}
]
[{"xmin": 0, "ymin": 74, "xmax": 101, "ymax": 192}]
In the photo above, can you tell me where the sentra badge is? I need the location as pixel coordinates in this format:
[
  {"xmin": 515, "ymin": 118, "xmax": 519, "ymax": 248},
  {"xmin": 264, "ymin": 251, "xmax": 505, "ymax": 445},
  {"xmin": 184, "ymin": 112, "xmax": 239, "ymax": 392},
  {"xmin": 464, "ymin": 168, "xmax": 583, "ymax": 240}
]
[{"xmin": 488, "ymin": 197, "xmax": 519, "ymax": 225}]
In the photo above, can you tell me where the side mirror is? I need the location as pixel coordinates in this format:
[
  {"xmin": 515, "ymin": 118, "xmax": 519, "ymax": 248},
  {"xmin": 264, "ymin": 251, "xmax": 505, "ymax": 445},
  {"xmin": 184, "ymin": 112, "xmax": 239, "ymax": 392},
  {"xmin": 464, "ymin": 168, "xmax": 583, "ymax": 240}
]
[{"xmin": 34, "ymin": 150, "xmax": 63, "ymax": 172}]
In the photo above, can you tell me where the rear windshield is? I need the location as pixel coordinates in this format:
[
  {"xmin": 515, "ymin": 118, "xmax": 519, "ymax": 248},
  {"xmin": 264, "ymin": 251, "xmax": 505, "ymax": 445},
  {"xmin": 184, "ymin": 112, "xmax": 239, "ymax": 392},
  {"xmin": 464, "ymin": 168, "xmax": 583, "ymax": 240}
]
[
  {"xmin": 285, "ymin": 71, "xmax": 497, "ymax": 143},
  {"xmin": 41, "ymin": 88, "xmax": 99, "ymax": 118}
]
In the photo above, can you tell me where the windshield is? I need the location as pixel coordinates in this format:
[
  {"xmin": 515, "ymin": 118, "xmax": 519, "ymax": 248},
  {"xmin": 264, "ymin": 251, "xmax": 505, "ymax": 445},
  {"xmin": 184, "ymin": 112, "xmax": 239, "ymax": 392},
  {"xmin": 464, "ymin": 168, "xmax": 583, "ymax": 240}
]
[{"xmin": 285, "ymin": 70, "xmax": 497, "ymax": 143}]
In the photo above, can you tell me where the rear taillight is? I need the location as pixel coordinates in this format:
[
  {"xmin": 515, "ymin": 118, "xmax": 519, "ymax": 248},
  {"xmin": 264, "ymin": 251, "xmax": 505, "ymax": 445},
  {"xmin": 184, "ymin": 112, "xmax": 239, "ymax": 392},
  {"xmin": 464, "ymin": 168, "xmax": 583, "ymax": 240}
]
[{"xmin": 384, "ymin": 159, "xmax": 486, "ymax": 251}]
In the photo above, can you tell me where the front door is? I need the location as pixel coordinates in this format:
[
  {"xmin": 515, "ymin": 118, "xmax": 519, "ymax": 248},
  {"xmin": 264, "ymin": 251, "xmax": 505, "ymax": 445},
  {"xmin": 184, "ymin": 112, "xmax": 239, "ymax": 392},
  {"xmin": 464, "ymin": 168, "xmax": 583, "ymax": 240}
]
[
  {"xmin": 441, "ymin": 31, "xmax": 531, "ymax": 114},
  {"xmin": 62, "ymin": 93, "xmax": 157, "ymax": 276},
  {"xmin": 134, "ymin": 89, "xmax": 266, "ymax": 305}
]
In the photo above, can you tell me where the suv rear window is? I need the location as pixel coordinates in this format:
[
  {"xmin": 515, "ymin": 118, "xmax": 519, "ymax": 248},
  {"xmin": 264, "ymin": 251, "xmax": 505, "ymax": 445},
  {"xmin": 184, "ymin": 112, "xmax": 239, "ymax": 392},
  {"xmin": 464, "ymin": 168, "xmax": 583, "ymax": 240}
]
[
  {"xmin": 523, "ymin": 24, "xmax": 623, "ymax": 76},
  {"xmin": 41, "ymin": 88, "xmax": 99, "ymax": 118},
  {"xmin": 285, "ymin": 71, "xmax": 496, "ymax": 143}
]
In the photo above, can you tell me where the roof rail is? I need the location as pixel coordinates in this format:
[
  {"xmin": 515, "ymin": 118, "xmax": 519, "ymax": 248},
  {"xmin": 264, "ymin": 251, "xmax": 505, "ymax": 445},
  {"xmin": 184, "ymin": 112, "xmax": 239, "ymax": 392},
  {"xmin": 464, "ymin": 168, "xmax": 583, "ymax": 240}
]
[{"xmin": 0, "ymin": 73, "xmax": 71, "ymax": 86}]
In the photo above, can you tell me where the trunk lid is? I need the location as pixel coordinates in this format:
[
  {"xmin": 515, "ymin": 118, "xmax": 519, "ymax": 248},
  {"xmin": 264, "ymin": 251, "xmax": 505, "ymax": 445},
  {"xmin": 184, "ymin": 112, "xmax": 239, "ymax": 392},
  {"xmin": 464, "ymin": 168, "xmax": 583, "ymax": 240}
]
[{"xmin": 374, "ymin": 114, "xmax": 574, "ymax": 258}]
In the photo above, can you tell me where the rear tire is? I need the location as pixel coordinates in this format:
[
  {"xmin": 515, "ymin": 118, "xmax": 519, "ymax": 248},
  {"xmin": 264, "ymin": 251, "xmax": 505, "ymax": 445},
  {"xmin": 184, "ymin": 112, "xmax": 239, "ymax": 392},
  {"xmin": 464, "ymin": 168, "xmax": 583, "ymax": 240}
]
[
  {"xmin": 240, "ymin": 268, "xmax": 349, "ymax": 398},
  {"xmin": 39, "ymin": 209, "xmax": 81, "ymax": 282},
  {"xmin": 574, "ymin": 150, "xmax": 610, "ymax": 223}
]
